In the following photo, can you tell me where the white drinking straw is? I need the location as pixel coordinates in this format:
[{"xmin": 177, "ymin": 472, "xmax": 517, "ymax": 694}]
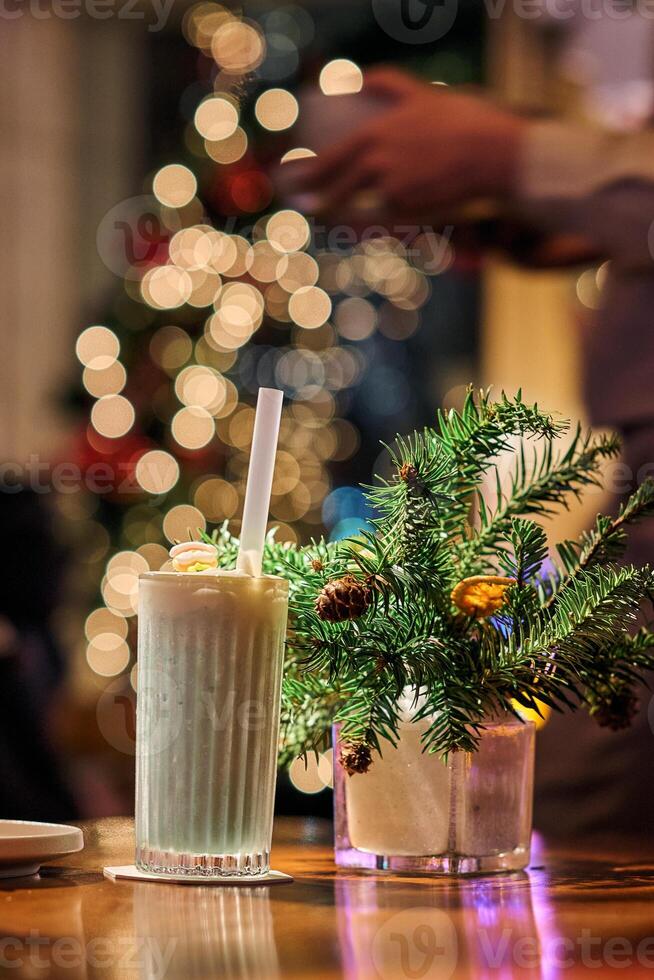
[{"xmin": 236, "ymin": 387, "xmax": 284, "ymax": 577}]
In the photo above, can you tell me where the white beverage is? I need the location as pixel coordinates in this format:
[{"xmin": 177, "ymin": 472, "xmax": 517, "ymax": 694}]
[{"xmin": 135, "ymin": 570, "xmax": 288, "ymax": 876}]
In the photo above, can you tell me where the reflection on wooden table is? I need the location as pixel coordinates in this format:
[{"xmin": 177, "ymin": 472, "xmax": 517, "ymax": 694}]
[{"xmin": 1, "ymin": 817, "xmax": 654, "ymax": 977}]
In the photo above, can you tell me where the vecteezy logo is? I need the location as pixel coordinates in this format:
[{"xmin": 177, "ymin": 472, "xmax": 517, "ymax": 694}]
[
  {"xmin": 372, "ymin": 908, "xmax": 458, "ymax": 980},
  {"xmin": 96, "ymin": 194, "xmax": 181, "ymax": 281},
  {"xmin": 97, "ymin": 679, "xmax": 138, "ymax": 756},
  {"xmin": 97, "ymin": 668, "xmax": 183, "ymax": 757},
  {"xmin": 372, "ymin": 0, "xmax": 458, "ymax": 43}
]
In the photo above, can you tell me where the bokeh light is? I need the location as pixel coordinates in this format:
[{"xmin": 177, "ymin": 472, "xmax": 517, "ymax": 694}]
[
  {"xmin": 150, "ymin": 325, "xmax": 193, "ymax": 371},
  {"xmin": 91, "ymin": 395, "xmax": 135, "ymax": 439},
  {"xmin": 194, "ymin": 96, "xmax": 239, "ymax": 141},
  {"xmin": 280, "ymin": 147, "xmax": 317, "ymax": 163},
  {"xmin": 259, "ymin": 31, "xmax": 299, "ymax": 82},
  {"xmin": 152, "ymin": 164, "xmax": 197, "ymax": 208},
  {"xmin": 74, "ymin": 30, "xmax": 440, "ymax": 697},
  {"xmin": 137, "ymin": 542, "xmax": 169, "ymax": 570},
  {"xmin": 288, "ymin": 285, "xmax": 332, "ymax": 329},
  {"xmin": 205, "ymin": 127, "xmax": 248, "ymax": 164},
  {"xmin": 171, "ymin": 405, "xmax": 215, "ymax": 449},
  {"xmin": 219, "ymin": 235, "xmax": 250, "ymax": 277},
  {"xmin": 168, "ymin": 227, "xmax": 213, "ymax": 270},
  {"xmin": 576, "ymin": 268, "xmax": 603, "ymax": 310},
  {"xmin": 107, "ymin": 549, "xmax": 149, "ymax": 577},
  {"xmin": 141, "ymin": 265, "xmax": 193, "ymax": 310},
  {"xmin": 183, "ymin": 3, "xmax": 233, "ymax": 51},
  {"xmin": 100, "ymin": 549, "xmax": 149, "ymax": 616},
  {"xmin": 82, "ymin": 361, "xmax": 127, "ymax": 397},
  {"xmin": 76, "ymin": 326, "xmax": 120, "ymax": 370},
  {"xmin": 208, "ymin": 281, "xmax": 264, "ymax": 350},
  {"xmin": 334, "ymin": 296, "xmax": 377, "ymax": 341},
  {"xmin": 288, "ymin": 751, "xmax": 332, "ymax": 794},
  {"xmin": 319, "ymin": 59, "xmax": 363, "ymax": 95},
  {"xmin": 135, "ymin": 450, "xmax": 180, "ymax": 494},
  {"xmin": 163, "ymin": 504, "xmax": 206, "ymax": 543},
  {"xmin": 86, "ymin": 635, "xmax": 131, "ymax": 677},
  {"xmin": 208, "ymin": 232, "xmax": 239, "ymax": 274},
  {"xmin": 194, "ymin": 477, "xmax": 239, "ymax": 521},
  {"xmin": 247, "ymin": 241, "xmax": 288, "ymax": 283},
  {"xmin": 175, "ymin": 365, "xmax": 227, "ymax": 414},
  {"xmin": 266, "ymin": 210, "xmax": 310, "ymax": 253},
  {"xmin": 187, "ymin": 270, "xmax": 222, "ymax": 309},
  {"xmin": 85, "ymin": 608, "xmax": 128, "ymax": 642},
  {"xmin": 254, "ymin": 88, "xmax": 299, "ymax": 131},
  {"xmin": 211, "ymin": 19, "xmax": 265, "ymax": 73},
  {"xmin": 278, "ymin": 252, "xmax": 319, "ymax": 292}
]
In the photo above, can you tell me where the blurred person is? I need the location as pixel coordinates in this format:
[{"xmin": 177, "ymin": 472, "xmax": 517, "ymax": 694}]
[
  {"xmin": 0, "ymin": 489, "xmax": 79, "ymax": 821},
  {"xmin": 293, "ymin": 15, "xmax": 654, "ymax": 839}
]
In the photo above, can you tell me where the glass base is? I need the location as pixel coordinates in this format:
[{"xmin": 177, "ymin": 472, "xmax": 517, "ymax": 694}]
[
  {"xmin": 335, "ymin": 844, "xmax": 530, "ymax": 875},
  {"xmin": 135, "ymin": 845, "xmax": 270, "ymax": 878}
]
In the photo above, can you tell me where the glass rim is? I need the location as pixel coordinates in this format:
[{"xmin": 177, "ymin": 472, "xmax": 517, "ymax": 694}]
[{"xmin": 138, "ymin": 568, "xmax": 289, "ymax": 587}]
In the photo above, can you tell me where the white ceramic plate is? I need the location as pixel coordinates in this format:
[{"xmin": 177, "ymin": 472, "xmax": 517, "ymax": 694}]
[{"xmin": 0, "ymin": 820, "xmax": 84, "ymax": 878}]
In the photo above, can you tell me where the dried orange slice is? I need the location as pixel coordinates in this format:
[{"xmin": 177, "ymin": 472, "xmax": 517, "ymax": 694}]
[{"xmin": 450, "ymin": 575, "xmax": 516, "ymax": 619}]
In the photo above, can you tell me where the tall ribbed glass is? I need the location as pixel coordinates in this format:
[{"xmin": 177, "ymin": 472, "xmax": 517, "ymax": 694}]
[{"xmin": 135, "ymin": 570, "xmax": 288, "ymax": 877}]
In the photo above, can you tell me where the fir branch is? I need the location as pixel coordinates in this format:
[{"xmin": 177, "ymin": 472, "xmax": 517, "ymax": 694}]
[
  {"xmin": 610, "ymin": 627, "xmax": 654, "ymax": 667},
  {"xmin": 534, "ymin": 564, "xmax": 649, "ymax": 660},
  {"xmin": 279, "ymin": 674, "xmax": 342, "ymax": 766},
  {"xmin": 477, "ymin": 627, "xmax": 583, "ymax": 716},
  {"xmin": 413, "ymin": 683, "xmax": 487, "ymax": 756},
  {"xmin": 548, "ymin": 479, "xmax": 654, "ymax": 623},
  {"xmin": 575, "ymin": 627, "xmax": 654, "ymax": 711},
  {"xmin": 344, "ymin": 528, "xmax": 454, "ymax": 614},
  {"xmin": 436, "ymin": 387, "xmax": 568, "ymax": 461},
  {"xmin": 501, "ymin": 518, "xmax": 549, "ymax": 586},
  {"xmin": 199, "ymin": 390, "xmax": 654, "ymax": 762},
  {"xmin": 557, "ymin": 478, "xmax": 654, "ymax": 583},
  {"xmin": 436, "ymin": 387, "xmax": 568, "ymax": 485},
  {"xmin": 365, "ymin": 431, "xmax": 455, "ymax": 528},
  {"xmin": 433, "ymin": 387, "xmax": 569, "ymax": 553},
  {"xmin": 363, "ymin": 431, "xmax": 455, "ymax": 576},
  {"xmin": 496, "ymin": 518, "xmax": 548, "ymax": 632},
  {"xmin": 334, "ymin": 684, "xmax": 402, "ymax": 754},
  {"xmin": 458, "ymin": 428, "xmax": 619, "ymax": 576}
]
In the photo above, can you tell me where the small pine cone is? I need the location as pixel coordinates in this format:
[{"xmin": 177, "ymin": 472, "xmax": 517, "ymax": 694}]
[
  {"xmin": 594, "ymin": 690, "xmax": 640, "ymax": 731},
  {"xmin": 315, "ymin": 574, "xmax": 371, "ymax": 622},
  {"xmin": 339, "ymin": 743, "xmax": 373, "ymax": 776},
  {"xmin": 311, "ymin": 559, "xmax": 324, "ymax": 573},
  {"xmin": 399, "ymin": 462, "xmax": 418, "ymax": 483}
]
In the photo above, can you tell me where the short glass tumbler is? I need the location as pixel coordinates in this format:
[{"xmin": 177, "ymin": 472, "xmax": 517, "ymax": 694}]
[
  {"xmin": 135, "ymin": 570, "xmax": 288, "ymax": 876},
  {"xmin": 334, "ymin": 714, "xmax": 535, "ymax": 875}
]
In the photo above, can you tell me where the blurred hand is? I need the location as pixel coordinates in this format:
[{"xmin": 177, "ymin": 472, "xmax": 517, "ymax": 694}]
[{"xmin": 295, "ymin": 68, "xmax": 527, "ymax": 224}]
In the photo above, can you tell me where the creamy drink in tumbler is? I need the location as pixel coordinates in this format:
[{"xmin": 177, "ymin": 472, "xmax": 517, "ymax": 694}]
[
  {"xmin": 135, "ymin": 562, "xmax": 288, "ymax": 876},
  {"xmin": 135, "ymin": 387, "xmax": 287, "ymax": 877}
]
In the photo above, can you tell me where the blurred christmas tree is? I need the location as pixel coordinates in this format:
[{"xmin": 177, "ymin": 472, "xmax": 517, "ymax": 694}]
[{"xmin": 68, "ymin": 2, "xmax": 481, "ymax": 715}]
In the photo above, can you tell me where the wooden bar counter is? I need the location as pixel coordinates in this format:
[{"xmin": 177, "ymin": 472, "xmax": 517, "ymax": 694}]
[{"xmin": 3, "ymin": 817, "xmax": 654, "ymax": 977}]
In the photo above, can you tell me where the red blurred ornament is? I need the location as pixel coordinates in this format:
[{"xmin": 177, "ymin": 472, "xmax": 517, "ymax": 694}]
[
  {"xmin": 209, "ymin": 155, "xmax": 273, "ymax": 215},
  {"xmin": 67, "ymin": 426, "xmax": 153, "ymax": 502},
  {"xmin": 230, "ymin": 171, "xmax": 273, "ymax": 213}
]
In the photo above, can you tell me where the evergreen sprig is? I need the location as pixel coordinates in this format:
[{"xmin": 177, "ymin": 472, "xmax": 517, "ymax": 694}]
[
  {"xmin": 208, "ymin": 390, "xmax": 654, "ymax": 761},
  {"xmin": 460, "ymin": 427, "xmax": 620, "ymax": 576}
]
